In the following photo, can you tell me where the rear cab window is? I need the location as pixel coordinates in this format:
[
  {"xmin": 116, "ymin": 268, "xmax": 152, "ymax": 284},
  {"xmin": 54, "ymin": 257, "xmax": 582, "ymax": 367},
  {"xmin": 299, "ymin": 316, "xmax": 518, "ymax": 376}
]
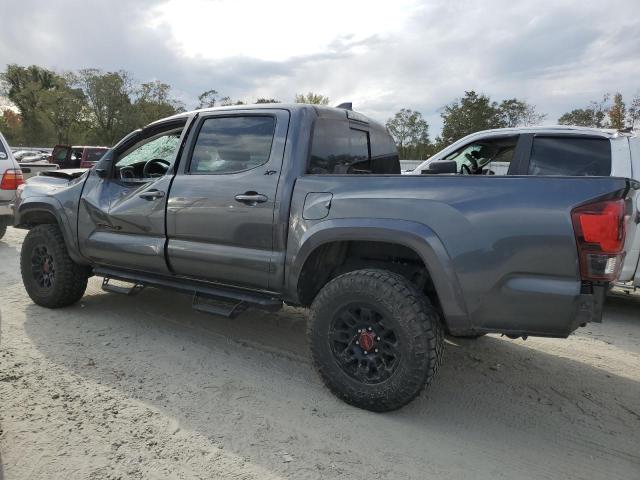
[
  {"xmin": 528, "ymin": 136, "xmax": 611, "ymax": 176},
  {"xmin": 308, "ymin": 113, "xmax": 400, "ymax": 174}
]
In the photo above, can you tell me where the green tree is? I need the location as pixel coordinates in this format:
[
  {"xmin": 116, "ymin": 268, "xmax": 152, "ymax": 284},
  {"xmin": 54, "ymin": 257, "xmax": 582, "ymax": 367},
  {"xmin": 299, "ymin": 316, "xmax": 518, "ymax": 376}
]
[
  {"xmin": 608, "ymin": 93, "xmax": 626, "ymax": 129},
  {"xmin": 197, "ymin": 89, "xmax": 219, "ymax": 108},
  {"xmin": 1, "ymin": 64, "xmax": 58, "ymax": 144},
  {"xmin": 440, "ymin": 91, "xmax": 505, "ymax": 144},
  {"xmin": 0, "ymin": 109, "xmax": 23, "ymax": 145},
  {"xmin": 40, "ymin": 72, "xmax": 88, "ymax": 144},
  {"xmin": 498, "ymin": 98, "xmax": 546, "ymax": 127},
  {"xmin": 628, "ymin": 93, "xmax": 640, "ymax": 129},
  {"xmin": 219, "ymin": 96, "xmax": 245, "ymax": 106},
  {"xmin": 294, "ymin": 92, "xmax": 329, "ymax": 105},
  {"xmin": 255, "ymin": 98, "xmax": 280, "ymax": 104},
  {"xmin": 78, "ymin": 69, "xmax": 134, "ymax": 145},
  {"xmin": 558, "ymin": 94, "xmax": 610, "ymax": 128},
  {"xmin": 386, "ymin": 109, "xmax": 430, "ymax": 160},
  {"xmin": 134, "ymin": 80, "xmax": 185, "ymax": 126}
]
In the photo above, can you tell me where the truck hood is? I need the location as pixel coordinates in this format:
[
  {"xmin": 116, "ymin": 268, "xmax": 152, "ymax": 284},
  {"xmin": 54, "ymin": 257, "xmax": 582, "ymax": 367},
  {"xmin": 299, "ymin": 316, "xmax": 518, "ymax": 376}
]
[
  {"xmin": 21, "ymin": 169, "xmax": 88, "ymax": 193},
  {"xmin": 38, "ymin": 168, "xmax": 88, "ymax": 180}
]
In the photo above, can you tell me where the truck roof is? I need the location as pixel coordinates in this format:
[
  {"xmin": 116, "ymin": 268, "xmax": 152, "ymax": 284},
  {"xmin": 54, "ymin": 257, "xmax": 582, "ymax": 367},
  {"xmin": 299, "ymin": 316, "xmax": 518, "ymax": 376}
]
[
  {"xmin": 150, "ymin": 103, "xmax": 383, "ymax": 129},
  {"xmin": 468, "ymin": 125, "xmax": 636, "ymax": 139}
]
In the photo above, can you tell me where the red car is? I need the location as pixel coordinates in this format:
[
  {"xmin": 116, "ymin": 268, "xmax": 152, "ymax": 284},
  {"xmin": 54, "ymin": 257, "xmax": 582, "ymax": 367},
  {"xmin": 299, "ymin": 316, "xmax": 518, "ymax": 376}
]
[{"xmin": 50, "ymin": 145, "xmax": 109, "ymax": 169}]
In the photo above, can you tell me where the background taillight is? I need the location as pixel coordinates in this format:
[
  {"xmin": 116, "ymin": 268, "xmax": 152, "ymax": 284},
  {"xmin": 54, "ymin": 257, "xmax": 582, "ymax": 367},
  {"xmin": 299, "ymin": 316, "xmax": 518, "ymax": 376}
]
[
  {"xmin": 571, "ymin": 198, "xmax": 626, "ymax": 281},
  {"xmin": 0, "ymin": 169, "xmax": 24, "ymax": 190}
]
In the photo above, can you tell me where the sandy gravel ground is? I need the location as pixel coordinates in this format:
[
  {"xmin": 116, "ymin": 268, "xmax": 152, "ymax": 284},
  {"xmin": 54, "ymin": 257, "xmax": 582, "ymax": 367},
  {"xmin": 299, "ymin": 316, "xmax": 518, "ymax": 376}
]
[{"xmin": 1, "ymin": 226, "xmax": 639, "ymax": 480}]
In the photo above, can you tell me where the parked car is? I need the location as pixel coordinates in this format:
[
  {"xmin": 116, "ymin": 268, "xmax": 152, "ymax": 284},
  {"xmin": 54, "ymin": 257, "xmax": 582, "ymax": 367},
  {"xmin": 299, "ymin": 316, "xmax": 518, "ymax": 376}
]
[
  {"xmin": 13, "ymin": 105, "xmax": 638, "ymax": 411},
  {"xmin": 409, "ymin": 126, "xmax": 640, "ymax": 288},
  {"xmin": 12, "ymin": 149, "xmax": 49, "ymax": 162},
  {"xmin": 50, "ymin": 145, "xmax": 109, "ymax": 169},
  {"xmin": 0, "ymin": 132, "xmax": 24, "ymax": 240}
]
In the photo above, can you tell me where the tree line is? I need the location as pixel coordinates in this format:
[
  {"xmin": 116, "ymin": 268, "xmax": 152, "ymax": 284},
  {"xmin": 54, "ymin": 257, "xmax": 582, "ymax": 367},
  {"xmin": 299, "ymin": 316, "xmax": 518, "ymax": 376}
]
[
  {"xmin": 1, "ymin": 64, "xmax": 638, "ymax": 158},
  {"xmin": 0, "ymin": 64, "xmax": 330, "ymax": 147},
  {"xmin": 386, "ymin": 90, "xmax": 640, "ymax": 160}
]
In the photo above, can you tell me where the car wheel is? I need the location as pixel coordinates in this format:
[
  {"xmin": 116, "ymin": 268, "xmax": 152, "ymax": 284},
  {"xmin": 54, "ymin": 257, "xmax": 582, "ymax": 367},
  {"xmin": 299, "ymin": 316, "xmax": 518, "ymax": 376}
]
[
  {"xmin": 20, "ymin": 224, "xmax": 89, "ymax": 308},
  {"xmin": 309, "ymin": 269, "xmax": 444, "ymax": 412}
]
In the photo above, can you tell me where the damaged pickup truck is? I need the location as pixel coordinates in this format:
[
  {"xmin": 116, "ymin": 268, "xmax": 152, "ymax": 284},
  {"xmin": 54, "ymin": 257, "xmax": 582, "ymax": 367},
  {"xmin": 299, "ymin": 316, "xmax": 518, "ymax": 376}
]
[{"xmin": 12, "ymin": 104, "xmax": 638, "ymax": 411}]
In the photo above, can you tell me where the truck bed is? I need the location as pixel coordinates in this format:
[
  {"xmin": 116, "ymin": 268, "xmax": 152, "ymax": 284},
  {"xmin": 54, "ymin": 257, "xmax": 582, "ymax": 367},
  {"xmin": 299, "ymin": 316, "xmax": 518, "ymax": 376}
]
[{"xmin": 286, "ymin": 174, "xmax": 637, "ymax": 337}]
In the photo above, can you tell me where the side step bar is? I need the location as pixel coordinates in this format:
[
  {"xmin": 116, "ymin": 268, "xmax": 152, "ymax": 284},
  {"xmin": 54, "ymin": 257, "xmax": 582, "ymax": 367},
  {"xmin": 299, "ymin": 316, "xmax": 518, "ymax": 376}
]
[
  {"xmin": 102, "ymin": 277, "xmax": 145, "ymax": 296},
  {"xmin": 94, "ymin": 267, "xmax": 282, "ymax": 318},
  {"xmin": 192, "ymin": 293, "xmax": 247, "ymax": 318}
]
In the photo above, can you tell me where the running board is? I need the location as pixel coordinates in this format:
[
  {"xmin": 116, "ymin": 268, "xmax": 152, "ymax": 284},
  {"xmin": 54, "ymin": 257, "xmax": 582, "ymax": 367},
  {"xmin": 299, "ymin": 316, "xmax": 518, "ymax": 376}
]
[
  {"xmin": 93, "ymin": 267, "xmax": 282, "ymax": 315},
  {"xmin": 192, "ymin": 293, "xmax": 247, "ymax": 318}
]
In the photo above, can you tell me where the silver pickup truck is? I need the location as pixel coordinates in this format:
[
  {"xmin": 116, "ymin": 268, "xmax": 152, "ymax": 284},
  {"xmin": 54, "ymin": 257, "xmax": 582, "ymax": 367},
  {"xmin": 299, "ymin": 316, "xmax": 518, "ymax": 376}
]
[{"xmin": 12, "ymin": 105, "xmax": 639, "ymax": 411}]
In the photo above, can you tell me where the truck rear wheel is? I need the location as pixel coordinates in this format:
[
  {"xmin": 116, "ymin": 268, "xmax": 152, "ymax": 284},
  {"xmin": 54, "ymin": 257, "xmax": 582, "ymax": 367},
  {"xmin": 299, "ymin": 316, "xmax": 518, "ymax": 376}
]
[
  {"xmin": 20, "ymin": 224, "xmax": 89, "ymax": 308},
  {"xmin": 309, "ymin": 269, "xmax": 444, "ymax": 412}
]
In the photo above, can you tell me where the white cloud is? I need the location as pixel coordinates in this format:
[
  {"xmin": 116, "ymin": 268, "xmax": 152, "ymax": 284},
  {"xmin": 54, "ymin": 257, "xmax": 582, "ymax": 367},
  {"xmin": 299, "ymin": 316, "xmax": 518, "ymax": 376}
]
[
  {"xmin": 1, "ymin": 0, "xmax": 639, "ymax": 135},
  {"xmin": 151, "ymin": 0, "xmax": 423, "ymax": 61}
]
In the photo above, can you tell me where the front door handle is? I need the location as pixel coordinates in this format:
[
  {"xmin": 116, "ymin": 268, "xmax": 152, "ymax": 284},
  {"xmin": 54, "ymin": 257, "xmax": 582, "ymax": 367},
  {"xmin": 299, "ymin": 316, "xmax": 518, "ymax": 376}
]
[
  {"xmin": 139, "ymin": 189, "xmax": 165, "ymax": 200},
  {"xmin": 234, "ymin": 192, "xmax": 268, "ymax": 206}
]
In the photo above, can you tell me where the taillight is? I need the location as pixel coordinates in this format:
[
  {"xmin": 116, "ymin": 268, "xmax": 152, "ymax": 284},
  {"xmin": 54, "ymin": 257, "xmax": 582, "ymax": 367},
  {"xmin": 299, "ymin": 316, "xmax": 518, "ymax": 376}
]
[
  {"xmin": 571, "ymin": 198, "xmax": 626, "ymax": 281},
  {"xmin": 0, "ymin": 169, "xmax": 24, "ymax": 190}
]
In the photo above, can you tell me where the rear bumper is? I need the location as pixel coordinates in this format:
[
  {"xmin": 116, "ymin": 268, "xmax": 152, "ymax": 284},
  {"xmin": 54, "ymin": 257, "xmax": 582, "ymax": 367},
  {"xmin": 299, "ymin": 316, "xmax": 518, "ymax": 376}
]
[{"xmin": 470, "ymin": 276, "xmax": 608, "ymax": 338}]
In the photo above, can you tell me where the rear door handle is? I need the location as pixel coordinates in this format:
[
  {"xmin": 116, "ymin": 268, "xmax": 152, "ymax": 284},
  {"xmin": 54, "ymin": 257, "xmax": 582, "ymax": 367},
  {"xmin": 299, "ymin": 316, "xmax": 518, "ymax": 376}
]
[
  {"xmin": 234, "ymin": 192, "xmax": 268, "ymax": 205},
  {"xmin": 139, "ymin": 189, "xmax": 165, "ymax": 200}
]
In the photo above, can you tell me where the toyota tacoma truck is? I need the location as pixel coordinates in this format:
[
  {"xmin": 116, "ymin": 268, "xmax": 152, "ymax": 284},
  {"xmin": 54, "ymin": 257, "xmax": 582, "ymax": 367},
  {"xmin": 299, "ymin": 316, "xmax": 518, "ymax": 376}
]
[{"xmin": 12, "ymin": 104, "xmax": 638, "ymax": 411}]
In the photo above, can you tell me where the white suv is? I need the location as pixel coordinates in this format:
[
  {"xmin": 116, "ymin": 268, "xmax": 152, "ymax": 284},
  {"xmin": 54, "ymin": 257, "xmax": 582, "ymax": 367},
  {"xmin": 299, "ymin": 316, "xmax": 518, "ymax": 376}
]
[
  {"xmin": 410, "ymin": 126, "xmax": 640, "ymax": 288},
  {"xmin": 0, "ymin": 131, "xmax": 24, "ymax": 240}
]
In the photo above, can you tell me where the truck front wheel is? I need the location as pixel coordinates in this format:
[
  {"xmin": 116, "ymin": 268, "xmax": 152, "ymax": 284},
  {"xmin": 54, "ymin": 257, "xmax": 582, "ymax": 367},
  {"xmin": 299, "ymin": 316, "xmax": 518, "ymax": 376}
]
[
  {"xmin": 20, "ymin": 224, "xmax": 89, "ymax": 308},
  {"xmin": 309, "ymin": 269, "xmax": 444, "ymax": 412}
]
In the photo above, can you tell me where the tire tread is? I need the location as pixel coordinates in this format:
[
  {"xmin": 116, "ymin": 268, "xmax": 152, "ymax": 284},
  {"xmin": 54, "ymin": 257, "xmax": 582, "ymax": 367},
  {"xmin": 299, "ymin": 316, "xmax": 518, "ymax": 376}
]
[
  {"xmin": 20, "ymin": 224, "xmax": 89, "ymax": 308},
  {"xmin": 309, "ymin": 268, "xmax": 444, "ymax": 412}
]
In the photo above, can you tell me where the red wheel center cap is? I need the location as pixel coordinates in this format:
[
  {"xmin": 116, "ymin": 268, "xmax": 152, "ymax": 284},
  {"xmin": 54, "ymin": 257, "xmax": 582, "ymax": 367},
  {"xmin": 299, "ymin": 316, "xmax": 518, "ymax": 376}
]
[
  {"xmin": 359, "ymin": 331, "xmax": 375, "ymax": 351},
  {"xmin": 43, "ymin": 261, "xmax": 50, "ymax": 273}
]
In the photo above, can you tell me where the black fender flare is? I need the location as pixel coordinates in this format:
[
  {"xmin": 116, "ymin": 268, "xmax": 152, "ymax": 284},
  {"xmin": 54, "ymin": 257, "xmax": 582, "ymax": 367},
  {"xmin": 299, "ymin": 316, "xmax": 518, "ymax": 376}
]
[
  {"xmin": 285, "ymin": 218, "xmax": 471, "ymax": 332},
  {"xmin": 15, "ymin": 197, "xmax": 88, "ymax": 265}
]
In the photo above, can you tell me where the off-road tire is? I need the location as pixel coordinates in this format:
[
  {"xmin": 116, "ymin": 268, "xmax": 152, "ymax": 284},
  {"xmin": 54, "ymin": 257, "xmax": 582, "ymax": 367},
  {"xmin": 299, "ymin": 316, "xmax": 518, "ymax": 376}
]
[
  {"xmin": 20, "ymin": 224, "xmax": 89, "ymax": 308},
  {"xmin": 309, "ymin": 269, "xmax": 444, "ymax": 412},
  {"xmin": 0, "ymin": 223, "xmax": 6, "ymax": 240}
]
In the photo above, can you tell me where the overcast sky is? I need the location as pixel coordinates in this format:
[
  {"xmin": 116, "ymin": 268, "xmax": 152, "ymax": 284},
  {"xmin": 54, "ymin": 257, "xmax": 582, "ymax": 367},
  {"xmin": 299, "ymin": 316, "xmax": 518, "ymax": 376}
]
[{"xmin": 1, "ymin": 0, "xmax": 639, "ymax": 135}]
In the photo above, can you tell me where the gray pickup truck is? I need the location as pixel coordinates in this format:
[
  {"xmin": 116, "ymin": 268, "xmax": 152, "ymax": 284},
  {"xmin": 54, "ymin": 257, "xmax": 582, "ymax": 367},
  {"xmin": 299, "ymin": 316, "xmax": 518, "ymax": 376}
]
[{"xmin": 12, "ymin": 104, "xmax": 638, "ymax": 411}]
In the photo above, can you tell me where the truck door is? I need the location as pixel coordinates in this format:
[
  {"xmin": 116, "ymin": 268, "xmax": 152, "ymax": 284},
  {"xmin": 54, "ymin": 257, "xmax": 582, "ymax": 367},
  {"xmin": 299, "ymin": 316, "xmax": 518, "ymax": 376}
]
[
  {"xmin": 166, "ymin": 109, "xmax": 289, "ymax": 290},
  {"xmin": 77, "ymin": 118, "xmax": 188, "ymax": 274}
]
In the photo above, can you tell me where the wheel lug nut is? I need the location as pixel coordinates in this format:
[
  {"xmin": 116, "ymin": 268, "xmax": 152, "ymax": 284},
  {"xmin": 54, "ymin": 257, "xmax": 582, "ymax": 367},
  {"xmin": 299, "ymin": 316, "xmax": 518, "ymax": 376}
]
[
  {"xmin": 375, "ymin": 349, "xmax": 379, "ymax": 353},
  {"xmin": 357, "ymin": 329, "xmax": 362, "ymax": 333},
  {"xmin": 364, "ymin": 351, "xmax": 368, "ymax": 355},
  {"xmin": 376, "ymin": 337, "xmax": 380, "ymax": 341},
  {"xmin": 355, "ymin": 341, "xmax": 359, "ymax": 345},
  {"xmin": 368, "ymin": 327, "xmax": 372, "ymax": 331}
]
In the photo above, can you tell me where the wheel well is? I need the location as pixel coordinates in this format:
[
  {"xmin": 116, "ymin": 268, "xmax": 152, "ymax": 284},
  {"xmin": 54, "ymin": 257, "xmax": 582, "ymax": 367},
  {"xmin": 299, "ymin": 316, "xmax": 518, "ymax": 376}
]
[
  {"xmin": 18, "ymin": 209, "xmax": 58, "ymax": 228},
  {"xmin": 297, "ymin": 240, "xmax": 442, "ymax": 311}
]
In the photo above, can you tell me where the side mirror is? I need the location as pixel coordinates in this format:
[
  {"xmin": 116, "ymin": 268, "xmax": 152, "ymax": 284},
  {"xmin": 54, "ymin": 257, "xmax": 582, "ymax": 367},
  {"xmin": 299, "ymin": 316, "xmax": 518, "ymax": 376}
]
[
  {"xmin": 94, "ymin": 151, "xmax": 113, "ymax": 178},
  {"xmin": 422, "ymin": 161, "xmax": 457, "ymax": 174}
]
